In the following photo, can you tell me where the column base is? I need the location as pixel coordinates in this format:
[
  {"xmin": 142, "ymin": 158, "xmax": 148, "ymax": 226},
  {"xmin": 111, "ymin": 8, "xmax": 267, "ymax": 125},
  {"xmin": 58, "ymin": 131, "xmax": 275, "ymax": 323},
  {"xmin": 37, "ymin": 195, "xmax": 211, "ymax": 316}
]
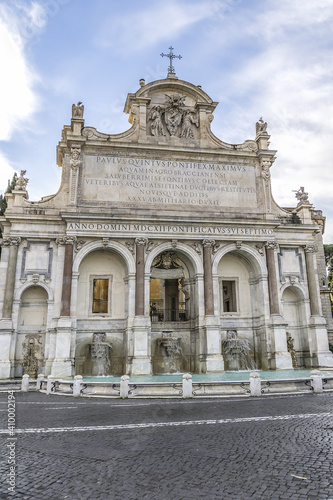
[
  {"xmin": 268, "ymin": 315, "xmax": 293, "ymax": 370},
  {"xmin": 205, "ymin": 354, "xmax": 224, "ymax": 372},
  {"xmin": 44, "ymin": 359, "xmax": 54, "ymax": 377},
  {"xmin": 0, "ymin": 361, "xmax": 12, "ymax": 379},
  {"xmin": 129, "ymin": 356, "xmax": 152, "ymax": 376},
  {"xmin": 130, "ymin": 316, "xmax": 152, "ymax": 375},
  {"xmin": 51, "ymin": 359, "xmax": 73, "ymax": 378},
  {"xmin": 312, "ymin": 351, "xmax": 333, "ymax": 368},
  {"xmin": 308, "ymin": 315, "xmax": 333, "ymax": 367},
  {"xmin": 204, "ymin": 316, "xmax": 223, "ymax": 372},
  {"xmin": 273, "ymin": 352, "xmax": 293, "ymax": 370},
  {"xmin": 0, "ymin": 320, "xmax": 14, "ymax": 379}
]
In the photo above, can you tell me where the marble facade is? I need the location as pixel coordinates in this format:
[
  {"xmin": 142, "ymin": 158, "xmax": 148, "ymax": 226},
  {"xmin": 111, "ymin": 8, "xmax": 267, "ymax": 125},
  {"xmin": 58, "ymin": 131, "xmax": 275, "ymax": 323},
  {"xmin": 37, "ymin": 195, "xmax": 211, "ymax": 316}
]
[{"xmin": 0, "ymin": 72, "xmax": 332, "ymax": 379}]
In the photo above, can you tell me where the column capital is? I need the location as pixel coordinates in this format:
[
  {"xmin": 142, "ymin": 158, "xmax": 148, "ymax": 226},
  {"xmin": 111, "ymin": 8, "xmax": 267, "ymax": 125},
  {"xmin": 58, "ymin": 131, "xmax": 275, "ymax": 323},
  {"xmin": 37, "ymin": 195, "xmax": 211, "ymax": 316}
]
[
  {"xmin": 135, "ymin": 238, "xmax": 145, "ymax": 316},
  {"xmin": 135, "ymin": 237, "xmax": 148, "ymax": 246},
  {"xmin": 202, "ymin": 238, "xmax": 215, "ymax": 248},
  {"xmin": 0, "ymin": 236, "xmax": 21, "ymax": 247},
  {"xmin": 265, "ymin": 240, "xmax": 278, "ymax": 250},
  {"xmin": 56, "ymin": 236, "xmax": 76, "ymax": 245},
  {"xmin": 303, "ymin": 243, "xmax": 317, "ymax": 253}
]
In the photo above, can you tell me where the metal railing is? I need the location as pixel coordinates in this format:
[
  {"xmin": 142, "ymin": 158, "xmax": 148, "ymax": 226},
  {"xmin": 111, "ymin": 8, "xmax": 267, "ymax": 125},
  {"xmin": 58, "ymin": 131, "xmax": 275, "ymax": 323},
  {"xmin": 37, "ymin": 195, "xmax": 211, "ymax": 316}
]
[{"xmin": 150, "ymin": 308, "xmax": 188, "ymax": 322}]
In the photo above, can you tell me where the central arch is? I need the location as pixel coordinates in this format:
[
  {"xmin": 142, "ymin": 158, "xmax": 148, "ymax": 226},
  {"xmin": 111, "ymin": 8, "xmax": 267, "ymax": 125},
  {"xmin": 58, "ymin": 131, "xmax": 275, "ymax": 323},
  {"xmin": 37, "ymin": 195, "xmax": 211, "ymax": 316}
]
[{"xmin": 145, "ymin": 242, "xmax": 204, "ymax": 374}]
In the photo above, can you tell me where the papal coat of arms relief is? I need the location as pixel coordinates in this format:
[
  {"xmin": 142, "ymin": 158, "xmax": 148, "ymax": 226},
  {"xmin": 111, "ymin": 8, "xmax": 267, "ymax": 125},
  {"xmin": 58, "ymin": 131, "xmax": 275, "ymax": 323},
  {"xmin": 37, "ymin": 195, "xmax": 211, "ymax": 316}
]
[{"xmin": 147, "ymin": 93, "xmax": 199, "ymax": 138}]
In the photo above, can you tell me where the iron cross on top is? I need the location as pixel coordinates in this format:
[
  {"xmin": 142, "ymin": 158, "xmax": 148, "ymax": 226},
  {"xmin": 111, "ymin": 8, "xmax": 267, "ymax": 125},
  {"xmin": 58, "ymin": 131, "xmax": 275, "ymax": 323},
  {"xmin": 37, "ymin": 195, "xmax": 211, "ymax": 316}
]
[{"xmin": 160, "ymin": 46, "xmax": 182, "ymax": 74}]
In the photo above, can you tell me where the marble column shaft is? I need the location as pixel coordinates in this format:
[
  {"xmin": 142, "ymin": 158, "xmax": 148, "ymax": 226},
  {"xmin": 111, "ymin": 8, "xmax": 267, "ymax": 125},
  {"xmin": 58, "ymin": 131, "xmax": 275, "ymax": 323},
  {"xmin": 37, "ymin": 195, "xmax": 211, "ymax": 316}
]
[
  {"xmin": 135, "ymin": 239, "xmax": 145, "ymax": 316},
  {"xmin": 305, "ymin": 248, "xmax": 320, "ymax": 316},
  {"xmin": 2, "ymin": 239, "xmax": 20, "ymax": 319},
  {"xmin": 203, "ymin": 241, "xmax": 214, "ymax": 315},
  {"xmin": 60, "ymin": 243, "xmax": 74, "ymax": 316},
  {"xmin": 266, "ymin": 245, "xmax": 280, "ymax": 315}
]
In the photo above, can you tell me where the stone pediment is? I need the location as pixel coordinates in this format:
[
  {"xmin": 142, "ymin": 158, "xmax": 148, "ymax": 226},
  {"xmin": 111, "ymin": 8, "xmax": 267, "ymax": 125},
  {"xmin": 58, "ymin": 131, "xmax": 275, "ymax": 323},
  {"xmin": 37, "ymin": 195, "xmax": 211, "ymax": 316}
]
[{"xmin": 122, "ymin": 74, "xmax": 257, "ymax": 151}]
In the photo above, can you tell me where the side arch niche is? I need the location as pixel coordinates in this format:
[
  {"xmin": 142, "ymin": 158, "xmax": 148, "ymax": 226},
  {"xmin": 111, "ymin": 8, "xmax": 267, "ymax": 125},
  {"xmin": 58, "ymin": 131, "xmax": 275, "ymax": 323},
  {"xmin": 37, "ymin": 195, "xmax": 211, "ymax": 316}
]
[
  {"xmin": 148, "ymin": 248, "xmax": 198, "ymax": 374},
  {"xmin": 281, "ymin": 286, "xmax": 309, "ymax": 368},
  {"xmin": 216, "ymin": 249, "xmax": 266, "ymax": 370},
  {"xmin": 74, "ymin": 248, "xmax": 129, "ymax": 376},
  {"xmin": 15, "ymin": 286, "xmax": 49, "ymax": 378}
]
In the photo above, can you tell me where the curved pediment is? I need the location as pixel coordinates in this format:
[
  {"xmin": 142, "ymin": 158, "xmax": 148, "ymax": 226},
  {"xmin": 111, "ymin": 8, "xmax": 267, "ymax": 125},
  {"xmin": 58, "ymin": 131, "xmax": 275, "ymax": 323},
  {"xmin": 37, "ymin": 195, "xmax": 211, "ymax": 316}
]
[{"xmin": 124, "ymin": 75, "xmax": 218, "ymax": 146}]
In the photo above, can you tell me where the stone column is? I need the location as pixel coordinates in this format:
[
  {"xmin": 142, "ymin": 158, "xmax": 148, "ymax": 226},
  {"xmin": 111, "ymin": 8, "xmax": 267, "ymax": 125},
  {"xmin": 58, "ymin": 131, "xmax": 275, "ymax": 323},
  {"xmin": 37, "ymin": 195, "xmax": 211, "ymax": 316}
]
[
  {"xmin": 57, "ymin": 236, "xmax": 75, "ymax": 317},
  {"xmin": 265, "ymin": 241, "xmax": 279, "ymax": 315},
  {"xmin": 53, "ymin": 236, "xmax": 76, "ymax": 378},
  {"xmin": 303, "ymin": 244, "xmax": 333, "ymax": 368},
  {"xmin": 0, "ymin": 237, "xmax": 21, "ymax": 378},
  {"xmin": 135, "ymin": 238, "xmax": 147, "ymax": 316},
  {"xmin": 1, "ymin": 237, "xmax": 21, "ymax": 319},
  {"xmin": 202, "ymin": 239, "xmax": 224, "ymax": 372},
  {"xmin": 266, "ymin": 241, "xmax": 292, "ymax": 369},
  {"xmin": 304, "ymin": 244, "xmax": 321, "ymax": 316},
  {"xmin": 203, "ymin": 239, "xmax": 214, "ymax": 316},
  {"xmin": 130, "ymin": 238, "xmax": 151, "ymax": 375}
]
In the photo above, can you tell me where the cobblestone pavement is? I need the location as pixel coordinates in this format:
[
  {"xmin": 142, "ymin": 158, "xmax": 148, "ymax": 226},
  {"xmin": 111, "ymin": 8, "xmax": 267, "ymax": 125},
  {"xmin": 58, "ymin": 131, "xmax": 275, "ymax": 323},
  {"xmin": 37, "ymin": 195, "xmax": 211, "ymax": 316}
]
[{"xmin": 1, "ymin": 392, "xmax": 333, "ymax": 499}]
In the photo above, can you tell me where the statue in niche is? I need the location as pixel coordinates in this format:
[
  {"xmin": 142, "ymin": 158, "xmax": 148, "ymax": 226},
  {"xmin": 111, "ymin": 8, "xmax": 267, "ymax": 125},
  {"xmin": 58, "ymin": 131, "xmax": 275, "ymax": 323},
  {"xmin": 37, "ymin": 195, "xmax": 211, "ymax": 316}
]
[
  {"xmin": 287, "ymin": 334, "xmax": 298, "ymax": 368},
  {"xmin": 72, "ymin": 101, "xmax": 84, "ymax": 118},
  {"xmin": 180, "ymin": 110, "xmax": 199, "ymax": 138},
  {"xmin": 16, "ymin": 170, "xmax": 29, "ymax": 191},
  {"xmin": 180, "ymin": 279, "xmax": 190, "ymax": 300},
  {"xmin": 256, "ymin": 117, "xmax": 267, "ymax": 135},
  {"xmin": 152, "ymin": 251, "xmax": 182, "ymax": 270},
  {"xmin": 22, "ymin": 334, "xmax": 43, "ymax": 378},
  {"xmin": 294, "ymin": 186, "xmax": 309, "ymax": 205},
  {"xmin": 164, "ymin": 93, "xmax": 186, "ymax": 136},
  {"xmin": 148, "ymin": 106, "xmax": 165, "ymax": 136}
]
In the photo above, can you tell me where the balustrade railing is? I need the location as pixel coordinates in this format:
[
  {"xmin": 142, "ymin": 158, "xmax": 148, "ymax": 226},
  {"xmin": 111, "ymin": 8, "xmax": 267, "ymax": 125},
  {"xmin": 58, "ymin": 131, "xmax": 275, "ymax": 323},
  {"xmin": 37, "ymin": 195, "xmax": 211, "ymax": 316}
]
[{"xmin": 150, "ymin": 306, "xmax": 188, "ymax": 322}]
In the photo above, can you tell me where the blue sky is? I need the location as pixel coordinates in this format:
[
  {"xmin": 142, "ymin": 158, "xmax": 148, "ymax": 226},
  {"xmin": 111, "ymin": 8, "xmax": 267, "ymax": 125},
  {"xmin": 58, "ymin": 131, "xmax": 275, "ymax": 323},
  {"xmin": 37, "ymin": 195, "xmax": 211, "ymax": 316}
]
[{"xmin": 1, "ymin": 0, "xmax": 333, "ymax": 242}]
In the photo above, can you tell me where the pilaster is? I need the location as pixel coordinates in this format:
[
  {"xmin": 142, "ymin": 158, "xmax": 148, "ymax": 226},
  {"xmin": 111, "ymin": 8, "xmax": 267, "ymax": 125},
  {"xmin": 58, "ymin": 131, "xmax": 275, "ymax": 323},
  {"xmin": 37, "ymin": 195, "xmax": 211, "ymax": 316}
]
[
  {"xmin": 1, "ymin": 237, "xmax": 21, "ymax": 319},
  {"xmin": 135, "ymin": 237, "xmax": 147, "ymax": 316},
  {"xmin": 128, "ymin": 315, "xmax": 152, "ymax": 375},
  {"xmin": 202, "ymin": 239, "xmax": 214, "ymax": 316}
]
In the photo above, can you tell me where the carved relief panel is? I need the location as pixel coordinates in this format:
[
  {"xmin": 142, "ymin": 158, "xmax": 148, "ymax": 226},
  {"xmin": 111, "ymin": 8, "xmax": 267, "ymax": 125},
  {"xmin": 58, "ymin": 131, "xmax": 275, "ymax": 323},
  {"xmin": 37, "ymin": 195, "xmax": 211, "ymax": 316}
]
[{"xmin": 147, "ymin": 93, "xmax": 199, "ymax": 139}]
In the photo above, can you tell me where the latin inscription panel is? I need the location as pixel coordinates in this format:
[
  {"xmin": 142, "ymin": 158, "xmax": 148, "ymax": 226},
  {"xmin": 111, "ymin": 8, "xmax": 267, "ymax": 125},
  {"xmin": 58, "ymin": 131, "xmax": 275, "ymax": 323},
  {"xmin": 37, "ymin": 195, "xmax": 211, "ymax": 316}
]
[{"xmin": 81, "ymin": 155, "xmax": 258, "ymax": 208}]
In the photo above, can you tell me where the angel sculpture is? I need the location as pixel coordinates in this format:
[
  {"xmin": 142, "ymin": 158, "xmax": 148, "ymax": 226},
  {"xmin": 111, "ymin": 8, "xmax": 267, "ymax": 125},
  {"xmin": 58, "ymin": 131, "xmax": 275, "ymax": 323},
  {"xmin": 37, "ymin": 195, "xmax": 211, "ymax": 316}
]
[{"xmin": 148, "ymin": 106, "xmax": 165, "ymax": 136}]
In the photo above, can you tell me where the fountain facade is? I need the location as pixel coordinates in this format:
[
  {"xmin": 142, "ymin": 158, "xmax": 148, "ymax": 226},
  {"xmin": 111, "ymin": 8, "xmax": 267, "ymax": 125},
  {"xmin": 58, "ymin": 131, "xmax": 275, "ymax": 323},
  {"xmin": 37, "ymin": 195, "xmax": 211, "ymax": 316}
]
[{"xmin": 222, "ymin": 330, "xmax": 256, "ymax": 371}]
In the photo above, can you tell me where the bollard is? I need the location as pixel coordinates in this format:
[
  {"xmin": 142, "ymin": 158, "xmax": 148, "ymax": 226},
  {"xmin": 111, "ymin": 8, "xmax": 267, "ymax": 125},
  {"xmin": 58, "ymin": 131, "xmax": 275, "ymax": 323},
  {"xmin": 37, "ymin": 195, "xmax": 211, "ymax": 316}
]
[
  {"xmin": 36, "ymin": 373, "xmax": 45, "ymax": 391},
  {"xmin": 182, "ymin": 373, "xmax": 193, "ymax": 398},
  {"xmin": 46, "ymin": 375, "xmax": 55, "ymax": 395},
  {"xmin": 120, "ymin": 375, "xmax": 129, "ymax": 399},
  {"xmin": 73, "ymin": 375, "xmax": 83, "ymax": 397},
  {"xmin": 249, "ymin": 371, "xmax": 261, "ymax": 396},
  {"xmin": 21, "ymin": 374, "xmax": 29, "ymax": 392},
  {"xmin": 311, "ymin": 370, "xmax": 323, "ymax": 393}
]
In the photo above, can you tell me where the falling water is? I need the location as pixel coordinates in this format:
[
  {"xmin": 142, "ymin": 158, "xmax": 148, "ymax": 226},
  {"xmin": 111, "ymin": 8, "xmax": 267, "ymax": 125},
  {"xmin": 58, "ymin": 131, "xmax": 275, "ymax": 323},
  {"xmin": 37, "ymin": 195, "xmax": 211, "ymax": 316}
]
[
  {"xmin": 222, "ymin": 330, "xmax": 256, "ymax": 371},
  {"xmin": 90, "ymin": 333, "xmax": 113, "ymax": 376}
]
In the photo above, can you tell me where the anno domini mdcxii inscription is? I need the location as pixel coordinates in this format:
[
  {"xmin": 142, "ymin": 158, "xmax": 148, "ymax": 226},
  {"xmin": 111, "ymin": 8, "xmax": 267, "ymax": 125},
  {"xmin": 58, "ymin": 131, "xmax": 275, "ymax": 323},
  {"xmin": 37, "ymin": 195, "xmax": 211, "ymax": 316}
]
[{"xmin": 82, "ymin": 155, "xmax": 257, "ymax": 208}]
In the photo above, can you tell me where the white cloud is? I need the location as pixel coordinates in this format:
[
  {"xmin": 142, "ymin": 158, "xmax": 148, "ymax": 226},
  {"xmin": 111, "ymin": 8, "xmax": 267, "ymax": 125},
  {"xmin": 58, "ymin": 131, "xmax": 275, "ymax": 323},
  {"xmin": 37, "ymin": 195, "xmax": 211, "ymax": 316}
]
[
  {"xmin": 0, "ymin": 151, "xmax": 17, "ymax": 195},
  {"xmin": 0, "ymin": 1, "xmax": 46, "ymax": 190},
  {"xmin": 0, "ymin": 15, "xmax": 38, "ymax": 139},
  {"xmin": 94, "ymin": 0, "xmax": 225, "ymax": 51}
]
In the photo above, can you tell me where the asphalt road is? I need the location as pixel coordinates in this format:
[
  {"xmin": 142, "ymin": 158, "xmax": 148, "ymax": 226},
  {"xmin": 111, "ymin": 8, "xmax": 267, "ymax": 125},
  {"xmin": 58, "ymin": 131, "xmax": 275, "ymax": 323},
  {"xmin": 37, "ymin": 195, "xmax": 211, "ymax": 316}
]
[{"xmin": 1, "ymin": 391, "xmax": 333, "ymax": 499}]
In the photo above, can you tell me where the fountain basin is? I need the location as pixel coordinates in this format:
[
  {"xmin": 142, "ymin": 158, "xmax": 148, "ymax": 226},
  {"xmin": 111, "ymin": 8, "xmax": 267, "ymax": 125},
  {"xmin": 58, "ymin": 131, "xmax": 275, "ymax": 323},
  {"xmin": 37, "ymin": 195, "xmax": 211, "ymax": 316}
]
[{"xmin": 39, "ymin": 369, "xmax": 333, "ymax": 398}]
